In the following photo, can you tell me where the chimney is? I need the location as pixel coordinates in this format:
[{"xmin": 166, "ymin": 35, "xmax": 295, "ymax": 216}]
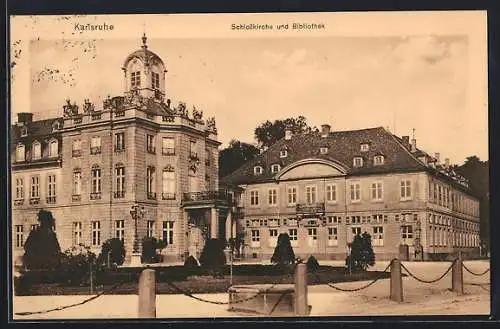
[
  {"xmin": 18, "ymin": 112, "xmax": 33, "ymax": 125},
  {"xmin": 402, "ymin": 136, "xmax": 410, "ymax": 145},
  {"xmin": 321, "ymin": 124, "xmax": 331, "ymax": 138},
  {"xmin": 411, "ymin": 138, "xmax": 417, "ymax": 153},
  {"xmin": 434, "ymin": 152, "xmax": 440, "ymax": 165},
  {"xmin": 284, "ymin": 126, "xmax": 292, "ymax": 140},
  {"xmin": 445, "ymin": 158, "xmax": 450, "ymax": 168}
]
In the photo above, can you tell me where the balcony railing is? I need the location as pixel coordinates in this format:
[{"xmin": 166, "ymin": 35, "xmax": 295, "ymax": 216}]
[
  {"xmin": 182, "ymin": 190, "xmax": 232, "ymax": 204},
  {"xmin": 147, "ymin": 192, "xmax": 157, "ymax": 200},
  {"xmin": 296, "ymin": 203, "xmax": 325, "ymax": 215},
  {"xmin": 90, "ymin": 146, "xmax": 102, "ymax": 155},
  {"xmin": 46, "ymin": 196, "xmax": 57, "ymax": 204},
  {"xmin": 73, "ymin": 117, "xmax": 82, "ymax": 124},
  {"xmin": 90, "ymin": 192, "xmax": 102, "ymax": 200},
  {"xmin": 14, "ymin": 199, "xmax": 24, "ymax": 206},
  {"xmin": 162, "ymin": 116, "xmax": 175, "ymax": 122},
  {"xmin": 91, "ymin": 113, "xmax": 102, "ymax": 120},
  {"xmin": 189, "ymin": 152, "xmax": 199, "ymax": 160},
  {"xmin": 29, "ymin": 197, "xmax": 40, "ymax": 205},
  {"xmin": 147, "ymin": 146, "xmax": 156, "ymax": 154},
  {"xmin": 72, "ymin": 194, "xmax": 81, "ymax": 201},
  {"xmin": 114, "ymin": 191, "xmax": 125, "ymax": 199},
  {"xmin": 72, "ymin": 149, "xmax": 82, "ymax": 157},
  {"xmin": 115, "ymin": 110, "xmax": 125, "ymax": 117},
  {"xmin": 114, "ymin": 146, "xmax": 125, "ymax": 153},
  {"xmin": 162, "ymin": 192, "xmax": 176, "ymax": 200},
  {"xmin": 162, "ymin": 148, "xmax": 175, "ymax": 156}
]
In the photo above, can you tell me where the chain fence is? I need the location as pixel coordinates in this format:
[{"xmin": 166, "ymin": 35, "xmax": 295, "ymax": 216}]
[
  {"xmin": 400, "ymin": 260, "xmax": 455, "ymax": 284},
  {"xmin": 462, "ymin": 263, "xmax": 490, "ymax": 277},
  {"xmin": 320, "ymin": 260, "xmax": 393, "ymax": 292}
]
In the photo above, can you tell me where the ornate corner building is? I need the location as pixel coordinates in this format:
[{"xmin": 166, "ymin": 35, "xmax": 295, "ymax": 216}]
[
  {"xmin": 222, "ymin": 125, "xmax": 481, "ymax": 261},
  {"xmin": 11, "ymin": 35, "xmax": 235, "ymax": 264}
]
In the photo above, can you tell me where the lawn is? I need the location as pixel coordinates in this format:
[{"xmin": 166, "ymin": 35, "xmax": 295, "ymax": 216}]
[{"xmin": 15, "ymin": 264, "xmax": 392, "ymax": 296}]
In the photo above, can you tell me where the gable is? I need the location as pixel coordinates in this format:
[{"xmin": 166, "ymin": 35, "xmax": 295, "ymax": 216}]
[{"xmin": 279, "ymin": 162, "xmax": 345, "ymax": 180}]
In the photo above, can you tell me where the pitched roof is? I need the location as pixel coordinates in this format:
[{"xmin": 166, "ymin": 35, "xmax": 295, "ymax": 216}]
[
  {"xmin": 222, "ymin": 126, "xmax": 428, "ymax": 185},
  {"xmin": 11, "ymin": 118, "xmax": 63, "ymax": 151}
]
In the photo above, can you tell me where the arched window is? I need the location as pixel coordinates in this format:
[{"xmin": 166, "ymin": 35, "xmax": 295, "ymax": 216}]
[
  {"xmin": 16, "ymin": 144, "xmax": 25, "ymax": 162},
  {"xmin": 254, "ymin": 166, "xmax": 263, "ymax": 175},
  {"xmin": 162, "ymin": 166, "xmax": 176, "ymax": 200},
  {"xmin": 373, "ymin": 155, "xmax": 385, "ymax": 166},
  {"xmin": 271, "ymin": 164, "xmax": 281, "ymax": 173},
  {"xmin": 49, "ymin": 140, "xmax": 58, "ymax": 157},
  {"xmin": 32, "ymin": 141, "xmax": 41, "ymax": 160}
]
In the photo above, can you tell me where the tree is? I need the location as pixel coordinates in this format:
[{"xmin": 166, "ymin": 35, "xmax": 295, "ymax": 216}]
[
  {"xmin": 306, "ymin": 255, "xmax": 320, "ymax": 272},
  {"xmin": 219, "ymin": 139, "xmax": 260, "ymax": 177},
  {"xmin": 199, "ymin": 239, "xmax": 226, "ymax": 277},
  {"xmin": 346, "ymin": 232, "xmax": 375, "ymax": 272},
  {"xmin": 271, "ymin": 233, "xmax": 296, "ymax": 267},
  {"xmin": 97, "ymin": 238, "xmax": 126, "ymax": 268},
  {"xmin": 60, "ymin": 244, "xmax": 97, "ymax": 286},
  {"xmin": 141, "ymin": 237, "xmax": 166, "ymax": 264},
  {"xmin": 23, "ymin": 209, "xmax": 61, "ymax": 270},
  {"xmin": 254, "ymin": 116, "xmax": 315, "ymax": 148}
]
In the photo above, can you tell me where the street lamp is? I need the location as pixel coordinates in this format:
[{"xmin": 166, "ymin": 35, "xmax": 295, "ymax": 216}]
[{"xmin": 130, "ymin": 203, "xmax": 145, "ymax": 266}]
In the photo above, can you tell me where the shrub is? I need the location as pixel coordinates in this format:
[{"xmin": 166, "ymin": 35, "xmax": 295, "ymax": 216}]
[
  {"xmin": 346, "ymin": 232, "xmax": 375, "ymax": 272},
  {"xmin": 271, "ymin": 233, "xmax": 295, "ymax": 266},
  {"xmin": 199, "ymin": 238, "xmax": 226, "ymax": 271},
  {"xmin": 59, "ymin": 244, "xmax": 97, "ymax": 286},
  {"xmin": 97, "ymin": 238, "xmax": 126, "ymax": 268},
  {"xmin": 183, "ymin": 255, "xmax": 201, "ymax": 275},
  {"xmin": 23, "ymin": 210, "xmax": 62, "ymax": 270},
  {"xmin": 306, "ymin": 256, "xmax": 320, "ymax": 272},
  {"xmin": 141, "ymin": 237, "xmax": 160, "ymax": 263}
]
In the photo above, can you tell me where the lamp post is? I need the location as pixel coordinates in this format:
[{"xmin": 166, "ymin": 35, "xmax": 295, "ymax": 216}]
[{"xmin": 130, "ymin": 203, "xmax": 145, "ymax": 266}]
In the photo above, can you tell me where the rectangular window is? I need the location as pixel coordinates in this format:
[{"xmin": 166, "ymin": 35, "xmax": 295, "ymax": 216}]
[
  {"xmin": 152, "ymin": 72, "xmax": 160, "ymax": 89},
  {"xmin": 146, "ymin": 167, "xmax": 156, "ymax": 199},
  {"xmin": 250, "ymin": 229, "xmax": 260, "ymax": 247},
  {"xmin": 162, "ymin": 137, "xmax": 175, "ymax": 155},
  {"xmin": 91, "ymin": 168, "xmax": 101, "ymax": 194},
  {"xmin": 306, "ymin": 186, "xmax": 317, "ymax": 204},
  {"xmin": 189, "ymin": 141, "xmax": 197, "ymax": 158},
  {"xmin": 289, "ymin": 228, "xmax": 298, "ymax": 247},
  {"xmin": 73, "ymin": 171, "xmax": 82, "ymax": 196},
  {"xmin": 370, "ymin": 182, "xmax": 383, "ymax": 201},
  {"xmin": 327, "ymin": 216, "xmax": 342, "ymax": 224},
  {"xmin": 307, "ymin": 228, "xmax": 318, "ymax": 247},
  {"xmin": 72, "ymin": 139, "xmax": 82, "ymax": 157},
  {"xmin": 287, "ymin": 187, "xmax": 297, "ymax": 205},
  {"xmin": 115, "ymin": 166, "xmax": 125, "ymax": 197},
  {"xmin": 15, "ymin": 178, "xmax": 24, "ymax": 200},
  {"xmin": 91, "ymin": 221, "xmax": 101, "ymax": 247},
  {"xmin": 269, "ymin": 229, "xmax": 278, "ymax": 247},
  {"xmin": 90, "ymin": 136, "xmax": 102, "ymax": 154},
  {"xmin": 401, "ymin": 225, "xmax": 413, "ymax": 244},
  {"xmin": 131, "ymin": 71, "xmax": 141, "ymax": 88},
  {"xmin": 47, "ymin": 174, "xmax": 56, "ymax": 203},
  {"xmin": 30, "ymin": 175, "xmax": 40, "ymax": 198},
  {"xmin": 350, "ymin": 183, "xmax": 361, "ymax": 202},
  {"xmin": 162, "ymin": 221, "xmax": 174, "ymax": 245},
  {"xmin": 162, "ymin": 170, "xmax": 176, "ymax": 199},
  {"xmin": 115, "ymin": 132, "xmax": 125, "ymax": 151},
  {"xmin": 400, "ymin": 180, "xmax": 412, "ymax": 200},
  {"xmin": 147, "ymin": 220, "xmax": 156, "ymax": 238},
  {"xmin": 351, "ymin": 226, "xmax": 362, "ymax": 241},
  {"xmin": 115, "ymin": 220, "xmax": 125, "ymax": 241},
  {"xmin": 328, "ymin": 227, "xmax": 338, "ymax": 246},
  {"xmin": 268, "ymin": 189, "xmax": 277, "ymax": 205},
  {"xmin": 30, "ymin": 224, "xmax": 38, "ymax": 231},
  {"xmin": 146, "ymin": 135, "xmax": 155, "ymax": 153},
  {"xmin": 372, "ymin": 214, "xmax": 383, "ymax": 223},
  {"xmin": 73, "ymin": 222, "xmax": 82, "ymax": 245},
  {"xmin": 326, "ymin": 184, "xmax": 337, "ymax": 203},
  {"xmin": 15, "ymin": 225, "xmax": 24, "ymax": 248},
  {"xmin": 250, "ymin": 190, "xmax": 259, "ymax": 206},
  {"xmin": 373, "ymin": 226, "xmax": 384, "ymax": 246}
]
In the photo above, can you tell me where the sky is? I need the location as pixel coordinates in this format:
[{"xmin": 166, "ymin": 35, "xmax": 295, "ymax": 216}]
[{"xmin": 10, "ymin": 12, "xmax": 488, "ymax": 165}]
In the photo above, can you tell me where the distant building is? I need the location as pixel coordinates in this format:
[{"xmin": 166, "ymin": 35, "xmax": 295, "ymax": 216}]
[
  {"xmin": 11, "ymin": 34, "xmax": 234, "ymax": 264},
  {"xmin": 222, "ymin": 124, "xmax": 481, "ymax": 261}
]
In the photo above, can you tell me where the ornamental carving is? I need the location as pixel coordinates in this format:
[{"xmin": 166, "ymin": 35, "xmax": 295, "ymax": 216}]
[
  {"xmin": 63, "ymin": 99, "xmax": 79, "ymax": 118},
  {"xmin": 192, "ymin": 106, "xmax": 203, "ymax": 121},
  {"xmin": 82, "ymin": 99, "xmax": 96, "ymax": 113},
  {"xmin": 206, "ymin": 117, "xmax": 217, "ymax": 133}
]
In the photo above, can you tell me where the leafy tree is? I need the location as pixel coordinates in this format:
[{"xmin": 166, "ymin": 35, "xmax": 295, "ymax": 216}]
[
  {"xmin": 60, "ymin": 244, "xmax": 97, "ymax": 286},
  {"xmin": 97, "ymin": 238, "xmax": 126, "ymax": 268},
  {"xmin": 141, "ymin": 237, "xmax": 166, "ymax": 263},
  {"xmin": 346, "ymin": 232, "xmax": 375, "ymax": 272},
  {"xmin": 219, "ymin": 139, "xmax": 260, "ymax": 177},
  {"xmin": 271, "ymin": 233, "xmax": 296, "ymax": 267},
  {"xmin": 254, "ymin": 116, "xmax": 315, "ymax": 148},
  {"xmin": 23, "ymin": 210, "xmax": 61, "ymax": 270},
  {"xmin": 199, "ymin": 238, "xmax": 227, "ymax": 275}
]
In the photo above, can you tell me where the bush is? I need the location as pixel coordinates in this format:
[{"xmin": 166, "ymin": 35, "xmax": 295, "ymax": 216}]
[
  {"xmin": 59, "ymin": 245, "xmax": 97, "ymax": 286},
  {"xmin": 306, "ymin": 256, "xmax": 320, "ymax": 272},
  {"xmin": 199, "ymin": 239, "xmax": 226, "ymax": 272},
  {"xmin": 23, "ymin": 210, "xmax": 62, "ymax": 270},
  {"xmin": 97, "ymin": 238, "xmax": 126, "ymax": 268},
  {"xmin": 346, "ymin": 232, "xmax": 375, "ymax": 272},
  {"xmin": 271, "ymin": 233, "xmax": 295, "ymax": 266}
]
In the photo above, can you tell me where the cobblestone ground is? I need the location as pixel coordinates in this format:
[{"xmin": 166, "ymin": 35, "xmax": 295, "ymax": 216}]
[{"xmin": 11, "ymin": 260, "xmax": 490, "ymax": 319}]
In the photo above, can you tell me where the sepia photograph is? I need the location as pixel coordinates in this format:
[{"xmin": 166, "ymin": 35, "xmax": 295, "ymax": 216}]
[{"xmin": 9, "ymin": 11, "xmax": 490, "ymax": 320}]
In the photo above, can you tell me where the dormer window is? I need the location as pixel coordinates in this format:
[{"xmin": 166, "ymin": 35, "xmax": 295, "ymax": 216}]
[
  {"xmin": 360, "ymin": 143, "xmax": 370, "ymax": 152},
  {"xmin": 16, "ymin": 144, "xmax": 25, "ymax": 162},
  {"xmin": 271, "ymin": 164, "xmax": 281, "ymax": 173},
  {"xmin": 280, "ymin": 149, "xmax": 288, "ymax": 158},
  {"xmin": 20, "ymin": 126, "xmax": 28, "ymax": 137},
  {"xmin": 49, "ymin": 140, "xmax": 58, "ymax": 158},
  {"xmin": 320, "ymin": 147, "xmax": 328, "ymax": 154},
  {"xmin": 131, "ymin": 71, "xmax": 141, "ymax": 88},
  {"xmin": 254, "ymin": 166, "xmax": 263, "ymax": 176},
  {"xmin": 373, "ymin": 155, "xmax": 385, "ymax": 166},
  {"xmin": 32, "ymin": 141, "xmax": 41, "ymax": 160},
  {"xmin": 353, "ymin": 157, "xmax": 363, "ymax": 168},
  {"xmin": 52, "ymin": 121, "xmax": 61, "ymax": 132}
]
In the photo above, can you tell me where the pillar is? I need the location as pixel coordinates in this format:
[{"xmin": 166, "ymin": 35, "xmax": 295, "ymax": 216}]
[
  {"xmin": 294, "ymin": 263, "xmax": 308, "ymax": 316},
  {"xmin": 138, "ymin": 269, "xmax": 156, "ymax": 318},
  {"xmin": 390, "ymin": 259, "xmax": 404, "ymax": 302},
  {"xmin": 226, "ymin": 211, "xmax": 232, "ymax": 240},
  {"xmin": 211, "ymin": 207, "xmax": 218, "ymax": 239},
  {"xmin": 452, "ymin": 251, "xmax": 464, "ymax": 295}
]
